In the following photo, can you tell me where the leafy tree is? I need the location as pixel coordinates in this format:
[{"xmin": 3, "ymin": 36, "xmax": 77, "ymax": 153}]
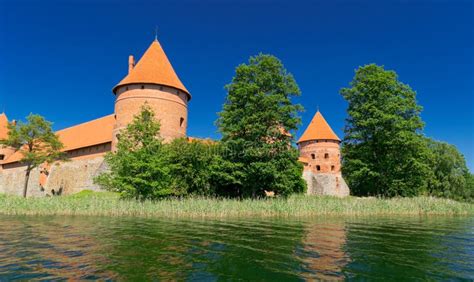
[
  {"xmin": 167, "ymin": 138, "xmax": 218, "ymax": 196},
  {"xmin": 1, "ymin": 114, "xmax": 65, "ymax": 197},
  {"xmin": 426, "ymin": 139, "xmax": 473, "ymax": 201},
  {"xmin": 216, "ymin": 54, "xmax": 305, "ymax": 198},
  {"xmin": 340, "ymin": 64, "xmax": 431, "ymax": 197},
  {"xmin": 95, "ymin": 105, "xmax": 179, "ymax": 200}
]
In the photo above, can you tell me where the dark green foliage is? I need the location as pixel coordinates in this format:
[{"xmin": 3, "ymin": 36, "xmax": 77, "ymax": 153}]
[
  {"xmin": 426, "ymin": 139, "xmax": 473, "ymax": 201},
  {"xmin": 95, "ymin": 105, "xmax": 179, "ymax": 200},
  {"xmin": 167, "ymin": 138, "xmax": 218, "ymax": 196},
  {"xmin": 1, "ymin": 114, "xmax": 65, "ymax": 197},
  {"xmin": 216, "ymin": 54, "xmax": 306, "ymax": 198},
  {"xmin": 340, "ymin": 64, "xmax": 431, "ymax": 197}
]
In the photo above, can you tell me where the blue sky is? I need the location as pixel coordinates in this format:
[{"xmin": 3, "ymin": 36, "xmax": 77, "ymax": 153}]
[{"xmin": 0, "ymin": 0, "xmax": 473, "ymax": 170}]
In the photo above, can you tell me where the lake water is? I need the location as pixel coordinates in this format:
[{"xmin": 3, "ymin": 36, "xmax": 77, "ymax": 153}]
[{"xmin": 0, "ymin": 215, "xmax": 472, "ymax": 280}]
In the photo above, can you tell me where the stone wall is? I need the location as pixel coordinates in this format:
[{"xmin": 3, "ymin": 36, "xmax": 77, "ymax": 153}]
[
  {"xmin": 303, "ymin": 171, "xmax": 350, "ymax": 197},
  {"xmin": 0, "ymin": 156, "xmax": 107, "ymax": 196},
  {"xmin": 0, "ymin": 164, "xmax": 44, "ymax": 197}
]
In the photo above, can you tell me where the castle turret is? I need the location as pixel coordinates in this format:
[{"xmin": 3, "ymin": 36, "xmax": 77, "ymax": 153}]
[
  {"xmin": 0, "ymin": 113, "xmax": 16, "ymax": 166},
  {"xmin": 112, "ymin": 39, "xmax": 191, "ymax": 149},
  {"xmin": 297, "ymin": 111, "xmax": 349, "ymax": 197}
]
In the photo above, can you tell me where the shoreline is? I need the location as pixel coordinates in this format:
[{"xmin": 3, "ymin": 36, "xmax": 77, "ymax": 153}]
[{"xmin": 0, "ymin": 192, "xmax": 472, "ymax": 218}]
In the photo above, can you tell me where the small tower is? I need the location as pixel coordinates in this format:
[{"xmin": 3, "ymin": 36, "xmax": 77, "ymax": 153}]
[
  {"xmin": 0, "ymin": 113, "xmax": 16, "ymax": 166},
  {"xmin": 112, "ymin": 39, "xmax": 191, "ymax": 149},
  {"xmin": 297, "ymin": 111, "xmax": 349, "ymax": 196}
]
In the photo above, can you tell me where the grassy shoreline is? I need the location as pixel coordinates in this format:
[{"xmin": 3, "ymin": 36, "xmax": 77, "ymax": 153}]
[{"xmin": 0, "ymin": 191, "xmax": 472, "ymax": 218}]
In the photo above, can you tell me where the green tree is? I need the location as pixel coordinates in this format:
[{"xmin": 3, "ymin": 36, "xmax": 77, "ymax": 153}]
[
  {"xmin": 95, "ymin": 105, "xmax": 178, "ymax": 200},
  {"xmin": 167, "ymin": 138, "xmax": 218, "ymax": 196},
  {"xmin": 216, "ymin": 54, "xmax": 305, "ymax": 198},
  {"xmin": 1, "ymin": 114, "xmax": 65, "ymax": 197},
  {"xmin": 340, "ymin": 64, "xmax": 431, "ymax": 197},
  {"xmin": 426, "ymin": 139, "xmax": 473, "ymax": 201}
]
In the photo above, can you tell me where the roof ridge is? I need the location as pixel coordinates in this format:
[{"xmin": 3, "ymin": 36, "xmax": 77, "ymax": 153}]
[{"xmin": 56, "ymin": 114, "xmax": 114, "ymax": 133}]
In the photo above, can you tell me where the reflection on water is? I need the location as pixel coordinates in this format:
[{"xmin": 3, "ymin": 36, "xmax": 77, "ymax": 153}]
[{"xmin": 0, "ymin": 215, "xmax": 472, "ymax": 280}]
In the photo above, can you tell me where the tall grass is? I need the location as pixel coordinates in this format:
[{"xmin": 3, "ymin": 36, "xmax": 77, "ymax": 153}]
[{"xmin": 0, "ymin": 191, "xmax": 472, "ymax": 218}]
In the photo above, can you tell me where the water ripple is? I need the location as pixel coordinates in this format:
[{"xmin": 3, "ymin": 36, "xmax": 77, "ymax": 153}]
[{"xmin": 0, "ymin": 215, "xmax": 472, "ymax": 280}]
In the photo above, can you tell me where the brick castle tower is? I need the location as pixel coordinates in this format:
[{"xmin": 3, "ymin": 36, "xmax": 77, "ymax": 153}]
[
  {"xmin": 112, "ymin": 39, "xmax": 191, "ymax": 149},
  {"xmin": 0, "ymin": 113, "xmax": 15, "ymax": 166},
  {"xmin": 298, "ymin": 111, "xmax": 349, "ymax": 196}
]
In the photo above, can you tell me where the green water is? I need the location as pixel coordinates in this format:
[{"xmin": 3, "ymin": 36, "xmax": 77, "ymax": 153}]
[{"xmin": 0, "ymin": 215, "xmax": 472, "ymax": 280}]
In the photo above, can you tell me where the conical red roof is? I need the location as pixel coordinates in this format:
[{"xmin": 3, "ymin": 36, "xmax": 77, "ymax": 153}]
[
  {"xmin": 297, "ymin": 111, "xmax": 340, "ymax": 143},
  {"xmin": 113, "ymin": 39, "xmax": 190, "ymax": 98},
  {"xmin": 0, "ymin": 113, "xmax": 9, "ymax": 140}
]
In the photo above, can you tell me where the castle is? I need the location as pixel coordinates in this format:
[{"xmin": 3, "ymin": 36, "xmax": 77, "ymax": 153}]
[{"xmin": 0, "ymin": 39, "xmax": 349, "ymax": 197}]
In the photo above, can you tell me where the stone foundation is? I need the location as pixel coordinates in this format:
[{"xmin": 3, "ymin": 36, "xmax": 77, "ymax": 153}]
[
  {"xmin": 0, "ymin": 156, "xmax": 107, "ymax": 197},
  {"xmin": 303, "ymin": 171, "xmax": 350, "ymax": 197}
]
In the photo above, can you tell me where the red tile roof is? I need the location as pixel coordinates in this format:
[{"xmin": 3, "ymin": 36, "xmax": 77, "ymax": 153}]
[
  {"xmin": 297, "ymin": 111, "xmax": 340, "ymax": 143},
  {"xmin": 2, "ymin": 114, "xmax": 114, "ymax": 164},
  {"xmin": 112, "ymin": 39, "xmax": 190, "ymax": 99}
]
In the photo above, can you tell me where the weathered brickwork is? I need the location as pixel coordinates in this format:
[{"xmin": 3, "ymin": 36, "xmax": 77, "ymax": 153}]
[
  {"xmin": 113, "ymin": 84, "xmax": 188, "ymax": 148},
  {"xmin": 299, "ymin": 140, "xmax": 341, "ymax": 174}
]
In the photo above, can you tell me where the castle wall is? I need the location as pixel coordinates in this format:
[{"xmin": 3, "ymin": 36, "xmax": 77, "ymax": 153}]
[
  {"xmin": 44, "ymin": 156, "xmax": 107, "ymax": 195},
  {"xmin": 113, "ymin": 84, "xmax": 188, "ymax": 147},
  {"xmin": 0, "ymin": 165, "xmax": 44, "ymax": 196},
  {"xmin": 0, "ymin": 143, "xmax": 111, "ymax": 196}
]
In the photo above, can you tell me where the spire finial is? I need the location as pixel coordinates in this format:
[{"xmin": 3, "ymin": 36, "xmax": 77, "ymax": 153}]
[{"xmin": 154, "ymin": 26, "xmax": 158, "ymax": 41}]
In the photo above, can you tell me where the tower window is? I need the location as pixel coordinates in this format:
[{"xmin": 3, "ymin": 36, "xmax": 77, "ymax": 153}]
[
  {"xmin": 0, "ymin": 154, "xmax": 4, "ymax": 160},
  {"xmin": 141, "ymin": 85, "xmax": 145, "ymax": 89},
  {"xmin": 325, "ymin": 153, "xmax": 329, "ymax": 159},
  {"xmin": 311, "ymin": 154, "xmax": 315, "ymax": 160},
  {"xmin": 126, "ymin": 87, "xmax": 129, "ymax": 91},
  {"xmin": 331, "ymin": 165, "xmax": 335, "ymax": 171},
  {"xmin": 316, "ymin": 165, "xmax": 321, "ymax": 171},
  {"xmin": 180, "ymin": 117, "xmax": 185, "ymax": 127}
]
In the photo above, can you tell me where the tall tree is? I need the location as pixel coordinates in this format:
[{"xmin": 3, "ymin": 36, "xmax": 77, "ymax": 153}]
[
  {"xmin": 95, "ymin": 105, "xmax": 178, "ymax": 200},
  {"xmin": 216, "ymin": 54, "xmax": 305, "ymax": 198},
  {"xmin": 426, "ymin": 139, "xmax": 473, "ymax": 201},
  {"xmin": 1, "ymin": 114, "xmax": 64, "ymax": 197},
  {"xmin": 340, "ymin": 64, "xmax": 431, "ymax": 197}
]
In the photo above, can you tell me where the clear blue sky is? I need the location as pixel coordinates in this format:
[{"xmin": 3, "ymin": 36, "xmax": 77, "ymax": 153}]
[{"xmin": 0, "ymin": 0, "xmax": 473, "ymax": 170}]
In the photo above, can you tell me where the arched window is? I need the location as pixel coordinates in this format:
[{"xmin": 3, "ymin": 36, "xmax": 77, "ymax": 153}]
[
  {"xmin": 180, "ymin": 117, "xmax": 185, "ymax": 127},
  {"xmin": 311, "ymin": 154, "xmax": 315, "ymax": 160},
  {"xmin": 141, "ymin": 85, "xmax": 145, "ymax": 89},
  {"xmin": 316, "ymin": 165, "xmax": 321, "ymax": 171},
  {"xmin": 331, "ymin": 165, "xmax": 335, "ymax": 171}
]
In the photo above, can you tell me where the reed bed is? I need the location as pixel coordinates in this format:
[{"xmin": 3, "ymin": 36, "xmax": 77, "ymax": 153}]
[{"xmin": 0, "ymin": 192, "xmax": 472, "ymax": 218}]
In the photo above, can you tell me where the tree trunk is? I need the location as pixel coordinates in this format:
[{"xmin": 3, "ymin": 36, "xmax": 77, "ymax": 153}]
[{"xmin": 23, "ymin": 166, "xmax": 32, "ymax": 198}]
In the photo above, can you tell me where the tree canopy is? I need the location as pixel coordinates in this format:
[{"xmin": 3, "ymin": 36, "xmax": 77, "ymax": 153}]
[
  {"xmin": 340, "ymin": 64, "xmax": 431, "ymax": 197},
  {"xmin": 95, "ymin": 105, "xmax": 178, "ymax": 200},
  {"xmin": 216, "ymin": 54, "xmax": 305, "ymax": 197},
  {"xmin": 426, "ymin": 139, "xmax": 473, "ymax": 201}
]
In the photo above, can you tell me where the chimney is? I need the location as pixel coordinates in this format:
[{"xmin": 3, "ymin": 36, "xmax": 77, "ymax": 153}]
[{"xmin": 128, "ymin": 55, "xmax": 135, "ymax": 74}]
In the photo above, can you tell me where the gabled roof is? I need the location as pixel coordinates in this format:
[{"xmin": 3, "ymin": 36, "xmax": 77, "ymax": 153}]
[
  {"xmin": 0, "ymin": 113, "xmax": 8, "ymax": 140},
  {"xmin": 297, "ymin": 111, "xmax": 340, "ymax": 143},
  {"xmin": 2, "ymin": 114, "xmax": 114, "ymax": 164},
  {"xmin": 112, "ymin": 39, "xmax": 190, "ymax": 98}
]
